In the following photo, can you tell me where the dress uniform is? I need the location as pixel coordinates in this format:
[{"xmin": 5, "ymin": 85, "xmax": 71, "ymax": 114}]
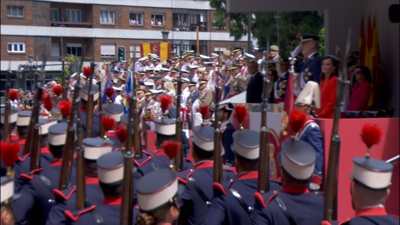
[
  {"xmin": 271, "ymin": 58, "xmax": 290, "ymax": 103},
  {"xmin": 321, "ymin": 127, "xmax": 399, "ymax": 225},
  {"xmin": 14, "ymin": 122, "xmax": 77, "ymax": 225},
  {"xmin": 79, "ymin": 83, "xmax": 100, "ymax": 138},
  {"xmin": 229, "ymin": 63, "xmax": 246, "ymax": 96},
  {"xmin": 251, "ymin": 137, "xmax": 324, "ymax": 225},
  {"xmin": 136, "ymin": 169, "xmax": 184, "ymax": 225},
  {"xmin": 186, "ymin": 82, "xmax": 199, "ymax": 129},
  {"xmin": 103, "ymin": 102, "xmax": 125, "ymax": 148},
  {"xmin": 294, "ymin": 34, "xmax": 322, "ymax": 93},
  {"xmin": 14, "ymin": 117, "xmax": 58, "ymax": 191},
  {"xmin": 198, "ymin": 79, "xmax": 213, "ymax": 107},
  {"xmin": 294, "ymin": 81, "xmax": 324, "ymax": 190},
  {"xmin": 64, "ymin": 151, "xmax": 138, "ymax": 224},
  {"xmin": 46, "ymin": 137, "xmax": 114, "ymax": 225},
  {"xmin": 207, "ymin": 128, "xmax": 280, "ymax": 225},
  {"xmin": 178, "ymin": 121, "xmax": 237, "ymax": 225},
  {"xmin": 219, "ymin": 103, "xmax": 236, "ymax": 166}
]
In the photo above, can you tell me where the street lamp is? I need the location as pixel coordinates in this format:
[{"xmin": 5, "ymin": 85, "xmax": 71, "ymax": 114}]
[{"xmin": 161, "ymin": 30, "xmax": 170, "ymax": 42}]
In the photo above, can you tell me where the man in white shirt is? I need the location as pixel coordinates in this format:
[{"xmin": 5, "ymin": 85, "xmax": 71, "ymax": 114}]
[
  {"xmin": 188, "ymin": 65, "xmax": 199, "ymax": 84},
  {"xmin": 113, "ymin": 86, "xmax": 123, "ymax": 104},
  {"xmin": 153, "ymin": 58, "xmax": 162, "ymax": 71},
  {"xmin": 160, "ymin": 68, "xmax": 171, "ymax": 80}
]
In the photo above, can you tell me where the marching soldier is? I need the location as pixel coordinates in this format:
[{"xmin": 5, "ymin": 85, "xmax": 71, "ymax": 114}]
[
  {"xmin": 270, "ymin": 58, "xmax": 290, "ymax": 104},
  {"xmin": 293, "ymin": 81, "xmax": 324, "ymax": 190},
  {"xmin": 14, "ymin": 122, "xmax": 77, "ymax": 225},
  {"xmin": 46, "ymin": 136, "xmax": 114, "ymax": 225},
  {"xmin": 228, "ymin": 63, "xmax": 246, "ymax": 98},
  {"xmin": 103, "ymin": 103, "xmax": 125, "ymax": 148},
  {"xmin": 321, "ymin": 125, "xmax": 399, "ymax": 225},
  {"xmin": 198, "ymin": 78, "xmax": 213, "ymax": 107},
  {"xmin": 207, "ymin": 123, "xmax": 280, "ymax": 225},
  {"xmin": 251, "ymin": 123, "xmax": 324, "ymax": 225},
  {"xmin": 178, "ymin": 114, "xmax": 237, "ymax": 225},
  {"xmin": 78, "ymin": 83, "xmax": 100, "ymax": 138}
]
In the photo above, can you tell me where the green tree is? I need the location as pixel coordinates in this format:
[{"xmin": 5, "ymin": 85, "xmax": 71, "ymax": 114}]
[
  {"xmin": 54, "ymin": 54, "xmax": 82, "ymax": 86},
  {"xmin": 318, "ymin": 27, "xmax": 325, "ymax": 56}
]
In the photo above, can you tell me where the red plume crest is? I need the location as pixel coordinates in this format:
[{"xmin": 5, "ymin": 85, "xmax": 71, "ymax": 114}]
[
  {"xmin": 1, "ymin": 141, "xmax": 21, "ymax": 167},
  {"xmin": 234, "ymin": 105, "xmax": 248, "ymax": 125},
  {"xmin": 361, "ymin": 124, "xmax": 382, "ymax": 148},
  {"xmin": 58, "ymin": 100, "xmax": 72, "ymax": 118},
  {"xmin": 106, "ymin": 87, "xmax": 115, "ymax": 98},
  {"xmin": 199, "ymin": 105, "xmax": 209, "ymax": 121},
  {"xmin": 53, "ymin": 85, "xmax": 63, "ymax": 96},
  {"xmin": 9, "ymin": 89, "xmax": 19, "ymax": 101},
  {"xmin": 126, "ymin": 94, "xmax": 130, "ymax": 103},
  {"xmin": 44, "ymin": 95, "xmax": 53, "ymax": 111},
  {"xmin": 116, "ymin": 124, "xmax": 127, "ymax": 144},
  {"xmin": 83, "ymin": 66, "xmax": 91, "ymax": 79},
  {"xmin": 160, "ymin": 95, "xmax": 173, "ymax": 114},
  {"xmin": 161, "ymin": 141, "xmax": 180, "ymax": 160},
  {"xmin": 102, "ymin": 116, "xmax": 116, "ymax": 132},
  {"xmin": 289, "ymin": 109, "xmax": 307, "ymax": 134}
]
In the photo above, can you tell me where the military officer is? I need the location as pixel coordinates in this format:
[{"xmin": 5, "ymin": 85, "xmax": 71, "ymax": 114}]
[
  {"xmin": 321, "ymin": 130, "xmax": 399, "ymax": 225},
  {"xmin": 218, "ymin": 103, "xmax": 236, "ymax": 166},
  {"xmin": 137, "ymin": 89, "xmax": 147, "ymax": 115},
  {"xmin": 186, "ymin": 81, "xmax": 199, "ymax": 129},
  {"xmin": 228, "ymin": 63, "xmax": 246, "ymax": 98},
  {"xmin": 207, "ymin": 125, "xmax": 280, "ymax": 225},
  {"xmin": 14, "ymin": 117, "xmax": 58, "ymax": 191},
  {"xmin": 293, "ymin": 81, "xmax": 324, "ymax": 190},
  {"xmin": 46, "ymin": 137, "xmax": 114, "ymax": 225},
  {"xmin": 295, "ymin": 33, "xmax": 322, "ymax": 95},
  {"xmin": 14, "ymin": 122, "xmax": 77, "ymax": 225},
  {"xmin": 198, "ymin": 78, "xmax": 213, "ymax": 107},
  {"xmin": 251, "ymin": 131, "xmax": 324, "ymax": 225},
  {"xmin": 78, "ymin": 83, "xmax": 100, "ymax": 138},
  {"xmin": 177, "ymin": 116, "xmax": 237, "ymax": 225},
  {"xmin": 103, "ymin": 102, "xmax": 125, "ymax": 148},
  {"xmin": 64, "ymin": 151, "xmax": 138, "ymax": 224},
  {"xmin": 136, "ymin": 169, "xmax": 182, "ymax": 224},
  {"xmin": 270, "ymin": 58, "xmax": 290, "ymax": 103},
  {"xmin": 188, "ymin": 64, "xmax": 200, "ymax": 83}
]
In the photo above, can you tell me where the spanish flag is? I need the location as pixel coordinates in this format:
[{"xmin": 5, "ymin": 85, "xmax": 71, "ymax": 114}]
[
  {"xmin": 364, "ymin": 14, "xmax": 374, "ymax": 72},
  {"xmin": 140, "ymin": 43, "xmax": 154, "ymax": 58},
  {"xmin": 358, "ymin": 15, "xmax": 366, "ymax": 66},
  {"xmin": 158, "ymin": 42, "xmax": 171, "ymax": 62},
  {"xmin": 370, "ymin": 13, "xmax": 383, "ymax": 108}
]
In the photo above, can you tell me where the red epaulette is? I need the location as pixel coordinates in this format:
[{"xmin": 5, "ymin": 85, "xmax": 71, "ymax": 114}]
[
  {"xmin": 177, "ymin": 169, "xmax": 195, "ymax": 184},
  {"xmin": 212, "ymin": 182, "xmax": 227, "ymax": 196},
  {"xmin": 20, "ymin": 168, "xmax": 44, "ymax": 180},
  {"xmin": 53, "ymin": 188, "xmax": 77, "ymax": 201},
  {"xmin": 184, "ymin": 157, "xmax": 195, "ymax": 166},
  {"xmin": 11, "ymin": 134, "xmax": 19, "ymax": 141},
  {"xmin": 64, "ymin": 206, "xmax": 97, "ymax": 222},
  {"xmin": 222, "ymin": 165, "xmax": 238, "ymax": 175},
  {"xmin": 134, "ymin": 151, "xmax": 153, "ymax": 167},
  {"xmin": 254, "ymin": 190, "xmax": 278, "ymax": 208},
  {"xmin": 18, "ymin": 153, "xmax": 31, "ymax": 162}
]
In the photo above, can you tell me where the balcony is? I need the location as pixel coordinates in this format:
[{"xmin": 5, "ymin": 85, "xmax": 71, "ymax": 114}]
[
  {"xmin": 173, "ymin": 11, "xmax": 208, "ymax": 32},
  {"xmin": 50, "ymin": 3, "xmax": 93, "ymax": 28},
  {"xmin": 173, "ymin": 24, "xmax": 207, "ymax": 32}
]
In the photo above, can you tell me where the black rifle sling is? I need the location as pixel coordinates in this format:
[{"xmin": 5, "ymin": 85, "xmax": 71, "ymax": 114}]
[{"xmin": 274, "ymin": 196, "xmax": 297, "ymax": 225}]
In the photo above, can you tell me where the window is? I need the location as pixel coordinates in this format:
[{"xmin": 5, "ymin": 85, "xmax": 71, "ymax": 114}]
[
  {"xmin": 100, "ymin": 44, "xmax": 116, "ymax": 58},
  {"xmin": 151, "ymin": 13, "xmax": 165, "ymax": 26},
  {"xmin": 173, "ymin": 13, "xmax": 207, "ymax": 31},
  {"xmin": 51, "ymin": 43, "xmax": 60, "ymax": 57},
  {"xmin": 66, "ymin": 9, "xmax": 82, "ymax": 23},
  {"xmin": 129, "ymin": 12, "xmax": 143, "ymax": 26},
  {"xmin": 7, "ymin": 6, "xmax": 24, "ymax": 17},
  {"xmin": 100, "ymin": 11, "xmax": 115, "ymax": 24},
  {"xmin": 214, "ymin": 47, "xmax": 226, "ymax": 55},
  {"xmin": 51, "ymin": 8, "xmax": 60, "ymax": 21},
  {"xmin": 67, "ymin": 43, "xmax": 82, "ymax": 57},
  {"xmin": 130, "ymin": 45, "xmax": 141, "ymax": 59},
  {"xmin": 7, "ymin": 42, "xmax": 25, "ymax": 53}
]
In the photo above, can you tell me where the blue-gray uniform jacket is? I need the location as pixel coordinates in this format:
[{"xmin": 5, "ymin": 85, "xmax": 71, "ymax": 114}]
[
  {"xmin": 177, "ymin": 160, "xmax": 238, "ymax": 225},
  {"xmin": 206, "ymin": 171, "xmax": 281, "ymax": 225},
  {"xmin": 295, "ymin": 52, "xmax": 322, "ymax": 88},
  {"xmin": 14, "ymin": 160, "xmax": 77, "ymax": 225},
  {"xmin": 64, "ymin": 197, "xmax": 139, "ymax": 225},
  {"xmin": 79, "ymin": 110, "xmax": 100, "ymax": 138},
  {"xmin": 221, "ymin": 121, "xmax": 235, "ymax": 167},
  {"xmin": 324, "ymin": 211, "xmax": 399, "ymax": 225},
  {"xmin": 250, "ymin": 186, "xmax": 324, "ymax": 225}
]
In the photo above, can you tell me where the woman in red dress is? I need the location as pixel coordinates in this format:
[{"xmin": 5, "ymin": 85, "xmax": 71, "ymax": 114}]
[
  {"xmin": 347, "ymin": 66, "xmax": 372, "ymax": 111},
  {"xmin": 317, "ymin": 56, "xmax": 339, "ymax": 118}
]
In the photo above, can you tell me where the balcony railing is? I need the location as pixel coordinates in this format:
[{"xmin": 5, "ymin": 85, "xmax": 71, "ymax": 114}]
[
  {"xmin": 173, "ymin": 24, "xmax": 207, "ymax": 32},
  {"xmin": 50, "ymin": 20, "xmax": 93, "ymax": 28}
]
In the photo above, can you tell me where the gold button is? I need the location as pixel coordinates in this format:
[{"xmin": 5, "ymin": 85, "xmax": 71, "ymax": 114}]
[
  {"xmin": 230, "ymin": 179, "xmax": 234, "ymax": 182},
  {"xmin": 190, "ymin": 169, "xmax": 193, "ymax": 172},
  {"xmin": 273, "ymin": 191, "xmax": 277, "ymax": 194}
]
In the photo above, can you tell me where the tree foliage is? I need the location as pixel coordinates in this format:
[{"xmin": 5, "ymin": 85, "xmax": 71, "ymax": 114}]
[
  {"xmin": 210, "ymin": 0, "xmax": 325, "ymax": 57},
  {"xmin": 55, "ymin": 54, "xmax": 82, "ymax": 85}
]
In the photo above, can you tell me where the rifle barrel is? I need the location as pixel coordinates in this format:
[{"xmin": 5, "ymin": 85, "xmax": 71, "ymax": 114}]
[
  {"xmin": 2, "ymin": 71, "xmax": 11, "ymax": 142},
  {"xmin": 213, "ymin": 73, "xmax": 223, "ymax": 183},
  {"xmin": 75, "ymin": 117, "xmax": 86, "ymax": 210},
  {"xmin": 175, "ymin": 71, "xmax": 184, "ymax": 171}
]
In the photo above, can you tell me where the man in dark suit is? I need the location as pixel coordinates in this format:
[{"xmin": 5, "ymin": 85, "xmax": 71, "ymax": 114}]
[{"xmin": 246, "ymin": 60, "xmax": 264, "ymax": 103}]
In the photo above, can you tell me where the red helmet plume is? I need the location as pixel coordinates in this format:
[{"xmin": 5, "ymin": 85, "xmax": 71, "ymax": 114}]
[
  {"xmin": 102, "ymin": 116, "xmax": 116, "ymax": 132},
  {"xmin": 106, "ymin": 87, "xmax": 115, "ymax": 98},
  {"xmin": 43, "ymin": 95, "xmax": 53, "ymax": 111},
  {"xmin": 160, "ymin": 95, "xmax": 173, "ymax": 114},
  {"xmin": 360, "ymin": 124, "xmax": 382, "ymax": 149},
  {"xmin": 161, "ymin": 141, "xmax": 180, "ymax": 160},
  {"xmin": 53, "ymin": 85, "xmax": 63, "ymax": 96},
  {"xmin": 199, "ymin": 105, "xmax": 209, "ymax": 122},
  {"xmin": 9, "ymin": 89, "xmax": 19, "ymax": 101},
  {"xmin": 234, "ymin": 105, "xmax": 248, "ymax": 127},
  {"xmin": 58, "ymin": 100, "xmax": 72, "ymax": 118},
  {"xmin": 116, "ymin": 124, "xmax": 128, "ymax": 144},
  {"xmin": 83, "ymin": 66, "xmax": 91, "ymax": 79},
  {"xmin": 1, "ymin": 141, "xmax": 21, "ymax": 167}
]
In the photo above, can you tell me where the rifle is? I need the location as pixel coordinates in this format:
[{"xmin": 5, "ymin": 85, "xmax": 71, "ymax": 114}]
[
  {"xmin": 387, "ymin": 155, "xmax": 399, "ymax": 164},
  {"xmin": 120, "ymin": 92, "xmax": 135, "ymax": 225},
  {"xmin": 257, "ymin": 60, "xmax": 271, "ymax": 193},
  {"xmin": 98, "ymin": 80, "xmax": 105, "ymax": 138},
  {"xmin": 132, "ymin": 74, "xmax": 142, "ymax": 159},
  {"xmin": 85, "ymin": 62, "xmax": 95, "ymax": 137},
  {"xmin": 174, "ymin": 70, "xmax": 184, "ymax": 172},
  {"xmin": 58, "ymin": 55, "xmax": 84, "ymax": 190},
  {"xmin": 323, "ymin": 29, "xmax": 352, "ymax": 221},
  {"xmin": 75, "ymin": 116, "xmax": 86, "ymax": 210},
  {"xmin": 62, "ymin": 59, "xmax": 67, "ymax": 101},
  {"xmin": 29, "ymin": 84, "xmax": 43, "ymax": 171},
  {"xmin": 2, "ymin": 66, "xmax": 11, "ymax": 142},
  {"xmin": 213, "ymin": 68, "xmax": 223, "ymax": 183}
]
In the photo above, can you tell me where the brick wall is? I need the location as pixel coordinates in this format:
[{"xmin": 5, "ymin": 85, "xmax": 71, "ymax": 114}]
[
  {"xmin": 1, "ymin": 36, "xmax": 34, "ymax": 61},
  {"xmin": 50, "ymin": 3, "xmax": 92, "ymax": 24},
  {"xmin": 1, "ymin": 0, "xmax": 33, "ymax": 26},
  {"xmin": 32, "ymin": 1, "xmax": 50, "ymax": 26}
]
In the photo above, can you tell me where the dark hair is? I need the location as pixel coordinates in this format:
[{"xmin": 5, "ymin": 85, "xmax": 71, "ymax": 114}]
[
  {"xmin": 235, "ymin": 153, "xmax": 259, "ymax": 171},
  {"xmin": 192, "ymin": 142, "xmax": 214, "ymax": 160},
  {"xmin": 320, "ymin": 56, "xmax": 339, "ymax": 81},
  {"xmin": 156, "ymin": 133, "xmax": 175, "ymax": 144},
  {"xmin": 17, "ymin": 126, "xmax": 29, "ymax": 139},
  {"xmin": 356, "ymin": 66, "xmax": 372, "ymax": 83},
  {"xmin": 39, "ymin": 134, "xmax": 49, "ymax": 148},
  {"xmin": 282, "ymin": 168, "xmax": 310, "ymax": 186},
  {"xmin": 48, "ymin": 144, "xmax": 64, "ymax": 159},
  {"xmin": 268, "ymin": 70, "xmax": 278, "ymax": 82},
  {"xmin": 99, "ymin": 181, "xmax": 123, "ymax": 197}
]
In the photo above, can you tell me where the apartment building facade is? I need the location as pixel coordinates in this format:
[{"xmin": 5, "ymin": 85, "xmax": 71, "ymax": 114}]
[{"xmin": 1, "ymin": 0, "xmax": 248, "ymax": 93}]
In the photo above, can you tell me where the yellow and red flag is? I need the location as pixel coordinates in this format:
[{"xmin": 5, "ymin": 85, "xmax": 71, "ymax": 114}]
[
  {"xmin": 370, "ymin": 13, "xmax": 382, "ymax": 108},
  {"xmin": 158, "ymin": 42, "xmax": 171, "ymax": 63},
  {"xmin": 364, "ymin": 14, "xmax": 374, "ymax": 71},
  {"xmin": 358, "ymin": 15, "xmax": 366, "ymax": 66},
  {"xmin": 140, "ymin": 43, "xmax": 154, "ymax": 58}
]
